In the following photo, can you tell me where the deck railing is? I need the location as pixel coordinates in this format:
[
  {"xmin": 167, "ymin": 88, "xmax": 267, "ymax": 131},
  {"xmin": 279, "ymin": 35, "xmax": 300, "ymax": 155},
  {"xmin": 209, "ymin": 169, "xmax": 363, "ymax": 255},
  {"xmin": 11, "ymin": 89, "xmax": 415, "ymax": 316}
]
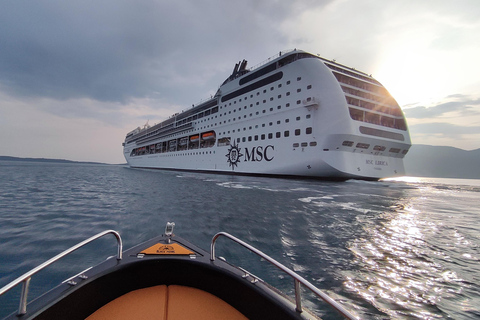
[
  {"xmin": 0, "ymin": 230, "xmax": 122, "ymax": 316},
  {"xmin": 211, "ymin": 232, "xmax": 357, "ymax": 320}
]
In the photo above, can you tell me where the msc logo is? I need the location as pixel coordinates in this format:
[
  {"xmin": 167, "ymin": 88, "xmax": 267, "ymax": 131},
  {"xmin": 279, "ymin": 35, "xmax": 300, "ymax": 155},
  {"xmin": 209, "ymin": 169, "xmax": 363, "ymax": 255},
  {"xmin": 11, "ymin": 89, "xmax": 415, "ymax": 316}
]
[{"xmin": 226, "ymin": 143, "xmax": 274, "ymax": 170}]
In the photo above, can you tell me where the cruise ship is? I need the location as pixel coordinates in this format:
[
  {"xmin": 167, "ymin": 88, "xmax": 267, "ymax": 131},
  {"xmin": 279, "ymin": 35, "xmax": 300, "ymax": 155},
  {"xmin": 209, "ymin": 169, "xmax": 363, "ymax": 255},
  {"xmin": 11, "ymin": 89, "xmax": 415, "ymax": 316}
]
[{"xmin": 123, "ymin": 49, "xmax": 411, "ymax": 180}]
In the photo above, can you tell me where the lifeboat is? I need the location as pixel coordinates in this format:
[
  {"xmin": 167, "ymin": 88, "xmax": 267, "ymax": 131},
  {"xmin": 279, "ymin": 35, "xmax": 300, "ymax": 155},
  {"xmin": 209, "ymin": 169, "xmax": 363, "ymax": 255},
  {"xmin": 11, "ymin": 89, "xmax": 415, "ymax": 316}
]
[
  {"xmin": 190, "ymin": 135, "xmax": 200, "ymax": 142},
  {"xmin": 202, "ymin": 131, "xmax": 215, "ymax": 140}
]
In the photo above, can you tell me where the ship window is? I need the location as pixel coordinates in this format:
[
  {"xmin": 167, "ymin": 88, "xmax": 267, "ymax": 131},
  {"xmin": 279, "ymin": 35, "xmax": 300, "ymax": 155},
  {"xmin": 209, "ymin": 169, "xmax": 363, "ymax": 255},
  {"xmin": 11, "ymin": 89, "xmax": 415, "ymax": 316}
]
[
  {"xmin": 284, "ymin": 130, "xmax": 290, "ymax": 137},
  {"xmin": 373, "ymin": 145, "xmax": 386, "ymax": 151},
  {"xmin": 356, "ymin": 143, "xmax": 370, "ymax": 149},
  {"xmin": 270, "ymin": 108, "xmax": 273, "ymax": 111},
  {"xmin": 263, "ymin": 110, "xmax": 266, "ymax": 113},
  {"xmin": 263, "ymin": 100, "xmax": 266, "ymax": 103},
  {"xmin": 365, "ymin": 112, "xmax": 381, "ymax": 125},
  {"xmin": 306, "ymin": 114, "xmax": 311, "ymax": 119},
  {"xmin": 278, "ymin": 84, "xmax": 282, "ymax": 88},
  {"xmin": 286, "ymin": 92, "xmax": 290, "ymax": 96},
  {"xmin": 293, "ymin": 143, "xmax": 299, "ymax": 147},
  {"xmin": 270, "ymin": 87, "xmax": 274, "ymax": 91},
  {"xmin": 277, "ymin": 120, "xmax": 281, "ymax": 124},
  {"xmin": 286, "ymin": 103, "xmax": 290, "ymax": 107},
  {"xmin": 242, "ymin": 137, "xmax": 246, "ymax": 142},
  {"xmin": 297, "ymin": 77, "xmax": 301, "ymax": 81},
  {"xmin": 297, "ymin": 100, "xmax": 301, "ymax": 104},
  {"xmin": 349, "ymin": 108, "xmax": 364, "ymax": 121},
  {"xmin": 307, "ymin": 85, "xmax": 312, "ymax": 89},
  {"xmin": 310, "ymin": 141, "xmax": 317, "ymax": 146},
  {"xmin": 306, "ymin": 127, "xmax": 312, "ymax": 134},
  {"xmin": 287, "ymin": 81, "xmax": 291, "ymax": 85},
  {"xmin": 389, "ymin": 148, "xmax": 401, "ymax": 153},
  {"xmin": 285, "ymin": 119, "xmax": 289, "ymax": 123},
  {"xmin": 276, "ymin": 132, "xmax": 281, "ymax": 138},
  {"xmin": 297, "ymin": 89, "xmax": 301, "ymax": 93},
  {"xmin": 278, "ymin": 95, "xmax": 281, "ymax": 99},
  {"xmin": 254, "ymin": 135, "xmax": 258, "ymax": 141},
  {"xmin": 395, "ymin": 118, "xmax": 407, "ymax": 131},
  {"xmin": 277, "ymin": 105, "xmax": 281, "ymax": 110},
  {"xmin": 268, "ymin": 133, "xmax": 273, "ymax": 139},
  {"xmin": 295, "ymin": 129, "xmax": 301, "ymax": 136},
  {"xmin": 296, "ymin": 117, "xmax": 300, "ymax": 121},
  {"xmin": 218, "ymin": 137, "xmax": 231, "ymax": 146},
  {"xmin": 270, "ymin": 97, "xmax": 274, "ymax": 101},
  {"xmin": 256, "ymin": 102, "xmax": 259, "ymax": 105},
  {"xmin": 261, "ymin": 134, "xmax": 265, "ymax": 140},
  {"xmin": 248, "ymin": 136, "xmax": 252, "ymax": 142},
  {"xmin": 269, "ymin": 122, "xmax": 273, "ymax": 126},
  {"xmin": 402, "ymin": 149, "xmax": 409, "ymax": 155}
]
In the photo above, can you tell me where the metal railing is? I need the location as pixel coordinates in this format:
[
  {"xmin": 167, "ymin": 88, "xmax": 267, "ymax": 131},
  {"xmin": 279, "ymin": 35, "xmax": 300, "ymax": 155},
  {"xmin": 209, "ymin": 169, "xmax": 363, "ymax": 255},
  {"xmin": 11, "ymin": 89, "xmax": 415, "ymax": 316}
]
[
  {"xmin": 210, "ymin": 232, "xmax": 357, "ymax": 320},
  {"xmin": 0, "ymin": 230, "xmax": 122, "ymax": 316}
]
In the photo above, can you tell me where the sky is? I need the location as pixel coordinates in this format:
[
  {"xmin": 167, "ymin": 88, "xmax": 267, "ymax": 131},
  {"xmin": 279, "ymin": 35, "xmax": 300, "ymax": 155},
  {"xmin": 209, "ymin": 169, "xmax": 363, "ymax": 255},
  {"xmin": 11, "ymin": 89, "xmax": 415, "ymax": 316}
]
[{"xmin": 1, "ymin": 0, "xmax": 479, "ymax": 164}]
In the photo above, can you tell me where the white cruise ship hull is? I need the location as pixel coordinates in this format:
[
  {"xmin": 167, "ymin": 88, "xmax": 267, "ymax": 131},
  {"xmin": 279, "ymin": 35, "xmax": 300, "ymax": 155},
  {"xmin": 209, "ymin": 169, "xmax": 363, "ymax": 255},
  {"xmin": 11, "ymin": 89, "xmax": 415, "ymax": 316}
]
[{"xmin": 123, "ymin": 50, "xmax": 411, "ymax": 180}]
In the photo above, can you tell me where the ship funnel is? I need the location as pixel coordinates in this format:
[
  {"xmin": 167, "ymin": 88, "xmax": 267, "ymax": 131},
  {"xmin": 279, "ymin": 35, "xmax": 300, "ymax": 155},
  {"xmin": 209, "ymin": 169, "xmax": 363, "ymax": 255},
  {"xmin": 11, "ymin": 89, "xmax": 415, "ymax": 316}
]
[
  {"xmin": 232, "ymin": 62, "xmax": 239, "ymax": 75},
  {"xmin": 239, "ymin": 59, "xmax": 248, "ymax": 71}
]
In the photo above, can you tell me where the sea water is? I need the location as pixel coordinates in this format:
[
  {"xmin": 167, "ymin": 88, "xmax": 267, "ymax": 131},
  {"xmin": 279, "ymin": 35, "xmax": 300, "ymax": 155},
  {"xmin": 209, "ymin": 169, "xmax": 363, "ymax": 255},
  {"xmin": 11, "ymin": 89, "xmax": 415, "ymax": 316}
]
[{"xmin": 0, "ymin": 161, "xmax": 479, "ymax": 319}]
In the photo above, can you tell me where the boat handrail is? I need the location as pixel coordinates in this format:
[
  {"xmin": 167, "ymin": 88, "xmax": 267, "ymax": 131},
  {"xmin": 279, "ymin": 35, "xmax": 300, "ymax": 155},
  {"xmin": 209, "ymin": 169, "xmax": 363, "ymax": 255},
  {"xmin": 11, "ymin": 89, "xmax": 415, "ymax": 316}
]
[
  {"xmin": 0, "ymin": 230, "xmax": 122, "ymax": 316},
  {"xmin": 210, "ymin": 232, "xmax": 357, "ymax": 320}
]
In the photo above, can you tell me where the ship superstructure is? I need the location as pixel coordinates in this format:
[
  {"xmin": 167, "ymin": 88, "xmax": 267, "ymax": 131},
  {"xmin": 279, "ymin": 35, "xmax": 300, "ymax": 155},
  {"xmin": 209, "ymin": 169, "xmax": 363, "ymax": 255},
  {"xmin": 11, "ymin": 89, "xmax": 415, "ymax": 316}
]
[{"xmin": 123, "ymin": 49, "xmax": 411, "ymax": 180}]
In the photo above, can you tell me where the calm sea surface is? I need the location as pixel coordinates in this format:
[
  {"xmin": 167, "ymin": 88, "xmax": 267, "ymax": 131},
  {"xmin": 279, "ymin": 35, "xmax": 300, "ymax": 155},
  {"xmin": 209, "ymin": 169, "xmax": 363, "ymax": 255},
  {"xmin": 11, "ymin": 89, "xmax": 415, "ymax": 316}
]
[{"xmin": 0, "ymin": 161, "xmax": 479, "ymax": 319}]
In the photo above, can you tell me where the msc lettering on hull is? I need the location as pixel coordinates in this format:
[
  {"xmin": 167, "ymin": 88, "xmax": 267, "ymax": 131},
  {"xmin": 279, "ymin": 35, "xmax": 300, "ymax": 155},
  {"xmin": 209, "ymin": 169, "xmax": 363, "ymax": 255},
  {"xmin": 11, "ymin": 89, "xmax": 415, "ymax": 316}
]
[
  {"xmin": 226, "ymin": 143, "xmax": 274, "ymax": 170},
  {"xmin": 244, "ymin": 145, "xmax": 274, "ymax": 162}
]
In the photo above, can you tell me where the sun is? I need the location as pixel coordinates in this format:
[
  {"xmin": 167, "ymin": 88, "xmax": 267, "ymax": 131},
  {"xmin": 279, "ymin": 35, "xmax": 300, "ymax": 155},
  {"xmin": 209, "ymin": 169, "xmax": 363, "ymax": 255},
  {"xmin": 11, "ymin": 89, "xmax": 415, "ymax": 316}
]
[{"xmin": 373, "ymin": 40, "xmax": 452, "ymax": 108}]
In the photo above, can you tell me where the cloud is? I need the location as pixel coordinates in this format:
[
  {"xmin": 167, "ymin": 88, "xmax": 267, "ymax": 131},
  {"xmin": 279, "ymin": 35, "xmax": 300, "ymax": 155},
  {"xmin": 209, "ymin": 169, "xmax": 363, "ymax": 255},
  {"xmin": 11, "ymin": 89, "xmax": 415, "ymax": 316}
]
[
  {"xmin": 409, "ymin": 122, "xmax": 480, "ymax": 135},
  {"xmin": 404, "ymin": 95, "xmax": 480, "ymax": 119},
  {"xmin": 0, "ymin": 0, "xmax": 331, "ymax": 107}
]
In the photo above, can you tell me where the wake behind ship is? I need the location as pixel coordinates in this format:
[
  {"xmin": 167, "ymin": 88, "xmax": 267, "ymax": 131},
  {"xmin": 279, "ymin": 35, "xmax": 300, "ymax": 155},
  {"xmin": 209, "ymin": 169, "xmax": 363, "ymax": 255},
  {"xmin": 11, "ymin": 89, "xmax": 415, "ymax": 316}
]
[{"xmin": 123, "ymin": 49, "xmax": 411, "ymax": 180}]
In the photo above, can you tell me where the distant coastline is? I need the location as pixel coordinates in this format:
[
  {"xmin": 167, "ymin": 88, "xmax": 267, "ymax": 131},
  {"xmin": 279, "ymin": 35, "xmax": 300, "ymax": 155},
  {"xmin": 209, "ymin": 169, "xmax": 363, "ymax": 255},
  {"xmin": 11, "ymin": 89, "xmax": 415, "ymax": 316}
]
[
  {"xmin": 0, "ymin": 156, "xmax": 112, "ymax": 166},
  {"xmin": 2, "ymin": 144, "xmax": 479, "ymax": 179}
]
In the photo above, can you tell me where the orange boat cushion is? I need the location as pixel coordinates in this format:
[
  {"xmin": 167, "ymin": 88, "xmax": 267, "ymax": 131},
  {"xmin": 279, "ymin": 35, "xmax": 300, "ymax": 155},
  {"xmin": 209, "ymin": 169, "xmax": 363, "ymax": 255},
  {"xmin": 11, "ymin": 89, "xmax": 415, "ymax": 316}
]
[
  {"xmin": 85, "ymin": 285, "xmax": 247, "ymax": 320},
  {"xmin": 166, "ymin": 285, "xmax": 247, "ymax": 320},
  {"xmin": 86, "ymin": 285, "xmax": 167, "ymax": 320}
]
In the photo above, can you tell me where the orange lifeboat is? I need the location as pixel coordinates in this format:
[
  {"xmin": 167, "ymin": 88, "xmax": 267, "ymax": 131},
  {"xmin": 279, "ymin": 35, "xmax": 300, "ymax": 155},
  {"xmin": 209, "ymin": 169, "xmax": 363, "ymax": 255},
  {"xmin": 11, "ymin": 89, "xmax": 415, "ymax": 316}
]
[
  {"xmin": 190, "ymin": 135, "xmax": 199, "ymax": 142},
  {"xmin": 202, "ymin": 132, "xmax": 215, "ymax": 140}
]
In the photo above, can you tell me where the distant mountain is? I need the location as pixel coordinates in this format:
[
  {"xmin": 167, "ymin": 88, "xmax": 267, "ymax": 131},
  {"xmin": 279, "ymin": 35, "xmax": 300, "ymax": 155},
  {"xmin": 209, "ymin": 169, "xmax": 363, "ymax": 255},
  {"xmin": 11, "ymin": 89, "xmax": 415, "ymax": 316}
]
[
  {"xmin": 0, "ymin": 156, "xmax": 107, "ymax": 165},
  {"xmin": 404, "ymin": 145, "xmax": 480, "ymax": 179}
]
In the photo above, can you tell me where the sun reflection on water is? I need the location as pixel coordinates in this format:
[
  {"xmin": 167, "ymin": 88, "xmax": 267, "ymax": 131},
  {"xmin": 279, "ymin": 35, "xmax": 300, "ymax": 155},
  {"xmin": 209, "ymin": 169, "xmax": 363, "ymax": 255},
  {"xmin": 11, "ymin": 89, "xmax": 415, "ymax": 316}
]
[{"xmin": 345, "ymin": 201, "xmax": 459, "ymax": 319}]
